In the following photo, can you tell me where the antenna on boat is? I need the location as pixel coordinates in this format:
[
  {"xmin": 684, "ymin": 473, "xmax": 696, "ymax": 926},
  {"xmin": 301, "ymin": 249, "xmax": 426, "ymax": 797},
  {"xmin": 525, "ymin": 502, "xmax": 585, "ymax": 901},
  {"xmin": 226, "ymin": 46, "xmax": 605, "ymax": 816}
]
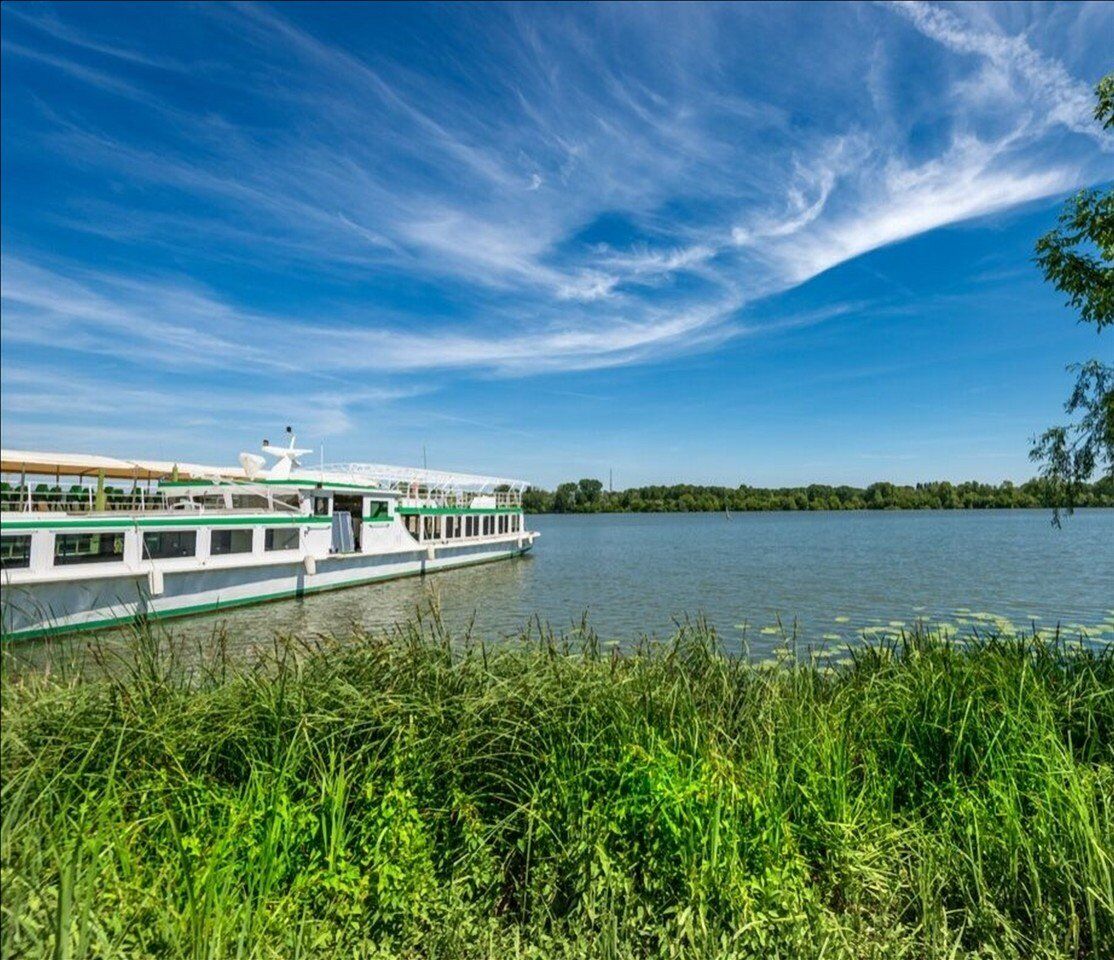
[{"xmin": 246, "ymin": 425, "xmax": 313, "ymax": 480}]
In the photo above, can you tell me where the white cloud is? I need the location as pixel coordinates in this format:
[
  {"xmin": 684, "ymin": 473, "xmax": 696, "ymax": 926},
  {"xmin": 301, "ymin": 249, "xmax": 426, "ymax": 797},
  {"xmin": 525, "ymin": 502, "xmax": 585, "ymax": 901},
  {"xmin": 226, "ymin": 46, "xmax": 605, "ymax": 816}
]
[
  {"xmin": 883, "ymin": 1, "xmax": 1110, "ymax": 145},
  {"xmin": 1, "ymin": 4, "xmax": 184, "ymax": 70},
  {"xmin": 0, "ymin": 362, "xmax": 427, "ymax": 458},
  {"xmin": 1, "ymin": 255, "xmax": 744, "ymax": 378},
  {"xmin": 756, "ymin": 132, "xmax": 1076, "ymax": 283},
  {"xmin": 1, "ymin": 256, "xmax": 291, "ymax": 370},
  {"xmin": 732, "ymin": 136, "xmax": 864, "ymax": 247},
  {"xmin": 594, "ymin": 244, "xmax": 718, "ymax": 280},
  {"xmin": 2, "ymin": 0, "xmax": 1110, "ymax": 393}
]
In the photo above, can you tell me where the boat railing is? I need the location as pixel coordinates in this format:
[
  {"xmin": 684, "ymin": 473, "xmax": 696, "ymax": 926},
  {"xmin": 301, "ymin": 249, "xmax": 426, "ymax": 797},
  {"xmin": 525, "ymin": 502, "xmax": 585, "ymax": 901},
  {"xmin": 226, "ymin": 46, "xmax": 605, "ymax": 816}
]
[
  {"xmin": 2, "ymin": 473, "xmax": 525, "ymax": 513},
  {"xmin": 399, "ymin": 489, "xmax": 523, "ymax": 509},
  {"xmin": 0, "ymin": 483, "xmax": 310, "ymax": 517},
  {"xmin": 0, "ymin": 482, "xmax": 171, "ymax": 514}
]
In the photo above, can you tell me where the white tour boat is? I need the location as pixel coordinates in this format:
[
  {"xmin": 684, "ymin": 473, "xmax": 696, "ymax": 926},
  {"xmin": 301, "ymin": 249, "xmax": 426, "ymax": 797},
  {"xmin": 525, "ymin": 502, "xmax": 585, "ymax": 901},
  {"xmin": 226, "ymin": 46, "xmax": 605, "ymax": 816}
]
[{"xmin": 0, "ymin": 432, "xmax": 538, "ymax": 641}]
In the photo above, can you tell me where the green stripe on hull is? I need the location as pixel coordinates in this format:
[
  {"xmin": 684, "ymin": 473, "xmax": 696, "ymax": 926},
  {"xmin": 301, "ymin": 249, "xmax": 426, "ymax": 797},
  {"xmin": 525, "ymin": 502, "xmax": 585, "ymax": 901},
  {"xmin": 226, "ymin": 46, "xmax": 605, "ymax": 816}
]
[
  {"xmin": 1, "ymin": 547, "xmax": 531, "ymax": 642},
  {"xmin": 1, "ymin": 515, "xmax": 333, "ymax": 531},
  {"xmin": 2, "ymin": 512, "xmax": 519, "ymax": 530},
  {"xmin": 397, "ymin": 507, "xmax": 520, "ymax": 516}
]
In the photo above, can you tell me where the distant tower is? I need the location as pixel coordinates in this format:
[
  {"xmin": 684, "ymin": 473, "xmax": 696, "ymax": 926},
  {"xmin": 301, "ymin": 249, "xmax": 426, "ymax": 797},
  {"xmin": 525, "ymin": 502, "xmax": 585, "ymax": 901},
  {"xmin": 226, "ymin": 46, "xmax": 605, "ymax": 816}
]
[{"xmin": 609, "ymin": 468, "xmax": 613, "ymax": 493}]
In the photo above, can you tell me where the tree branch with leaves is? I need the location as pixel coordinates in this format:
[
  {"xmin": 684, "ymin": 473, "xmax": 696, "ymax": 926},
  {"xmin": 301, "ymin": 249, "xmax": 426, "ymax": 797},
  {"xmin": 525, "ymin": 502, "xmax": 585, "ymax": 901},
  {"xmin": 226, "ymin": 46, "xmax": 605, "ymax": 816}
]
[{"xmin": 1029, "ymin": 73, "xmax": 1113, "ymax": 524}]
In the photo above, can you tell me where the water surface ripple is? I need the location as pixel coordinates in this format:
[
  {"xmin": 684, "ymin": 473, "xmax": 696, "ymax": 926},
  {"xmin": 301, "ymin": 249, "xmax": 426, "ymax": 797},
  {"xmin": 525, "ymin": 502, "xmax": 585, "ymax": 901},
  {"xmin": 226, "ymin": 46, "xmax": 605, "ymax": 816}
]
[{"xmin": 139, "ymin": 509, "xmax": 1114, "ymax": 657}]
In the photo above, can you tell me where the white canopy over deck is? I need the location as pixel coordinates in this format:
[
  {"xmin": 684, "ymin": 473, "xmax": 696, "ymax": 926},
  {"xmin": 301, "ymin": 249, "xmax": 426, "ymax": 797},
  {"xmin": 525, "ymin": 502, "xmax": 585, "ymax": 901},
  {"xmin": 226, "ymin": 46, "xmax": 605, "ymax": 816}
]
[
  {"xmin": 1, "ymin": 449, "xmax": 245, "ymax": 482},
  {"xmin": 321, "ymin": 462, "xmax": 528, "ymax": 495},
  {"xmin": 1, "ymin": 450, "xmax": 528, "ymax": 496}
]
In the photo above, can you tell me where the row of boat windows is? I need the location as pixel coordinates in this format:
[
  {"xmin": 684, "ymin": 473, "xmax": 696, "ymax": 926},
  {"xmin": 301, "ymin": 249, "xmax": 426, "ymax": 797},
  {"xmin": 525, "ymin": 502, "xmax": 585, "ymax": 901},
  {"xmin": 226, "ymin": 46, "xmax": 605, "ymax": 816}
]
[
  {"xmin": 402, "ymin": 513, "xmax": 521, "ymax": 541},
  {"xmin": 0, "ymin": 527, "xmax": 301, "ymax": 569},
  {"xmin": 194, "ymin": 493, "xmax": 301, "ymax": 511},
  {"xmin": 313, "ymin": 496, "xmax": 390, "ymax": 519}
]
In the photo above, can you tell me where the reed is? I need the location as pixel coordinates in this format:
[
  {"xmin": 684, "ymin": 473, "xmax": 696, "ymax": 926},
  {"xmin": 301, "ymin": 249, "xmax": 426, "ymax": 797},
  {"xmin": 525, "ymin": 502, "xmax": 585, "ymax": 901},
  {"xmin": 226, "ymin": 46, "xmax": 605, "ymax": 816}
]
[{"xmin": 2, "ymin": 615, "xmax": 1111, "ymax": 958}]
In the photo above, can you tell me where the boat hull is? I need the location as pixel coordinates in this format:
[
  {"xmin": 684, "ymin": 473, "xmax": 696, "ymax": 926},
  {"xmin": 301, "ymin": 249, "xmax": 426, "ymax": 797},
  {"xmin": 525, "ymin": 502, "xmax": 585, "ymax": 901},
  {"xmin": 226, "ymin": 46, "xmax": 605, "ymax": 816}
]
[{"xmin": 1, "ymin": 540, "xmax": 532, "ymax": 642}]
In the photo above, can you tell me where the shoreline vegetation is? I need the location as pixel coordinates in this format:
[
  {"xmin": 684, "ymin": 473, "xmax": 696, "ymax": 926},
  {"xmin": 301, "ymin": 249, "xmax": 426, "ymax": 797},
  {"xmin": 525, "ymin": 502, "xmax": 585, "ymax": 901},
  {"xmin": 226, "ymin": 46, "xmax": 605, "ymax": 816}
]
[
  {"xmin": 521, "ymin": 477, "xmax": 1114, "ymax": 514},
  {"xmin": 2, "ymin": 617, "xmax": 1111, "ymax": 958}
]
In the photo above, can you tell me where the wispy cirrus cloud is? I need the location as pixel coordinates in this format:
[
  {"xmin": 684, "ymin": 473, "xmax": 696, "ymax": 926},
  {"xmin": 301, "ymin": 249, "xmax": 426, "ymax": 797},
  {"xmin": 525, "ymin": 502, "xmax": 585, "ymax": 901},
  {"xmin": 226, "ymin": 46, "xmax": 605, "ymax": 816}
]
[
  {"xmin": 0, "ymin": 364, "xmax": 425, "ymax": 457},
  {"xmin": 737, "ymin": 130, "xmax": 1077, "ymax": 284},
  {"xmin": 1, "ymin": 1, "xmax": 1111, "ymax": 456},
  {"xmin": 1, "ymin": 4, "xmax": 185, "ymax": 71},
  {"xmin": 883, "ymin": 0, "xmax": 1110, "ymax": 145},
  {"xmin": 1, "ymin": 40, "xmax": 157, "ymax": 105},
  {"xmin": 2, "ymin": 254, "xmax": 746, "ymax": 377}
]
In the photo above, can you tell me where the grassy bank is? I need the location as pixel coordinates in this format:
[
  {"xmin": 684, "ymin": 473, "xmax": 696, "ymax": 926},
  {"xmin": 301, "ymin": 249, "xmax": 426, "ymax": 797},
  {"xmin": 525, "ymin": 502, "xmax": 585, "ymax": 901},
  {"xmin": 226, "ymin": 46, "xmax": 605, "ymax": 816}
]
[{"xmin": 2, "ymin": 620, "xmax": 1112, "ymax": 959}]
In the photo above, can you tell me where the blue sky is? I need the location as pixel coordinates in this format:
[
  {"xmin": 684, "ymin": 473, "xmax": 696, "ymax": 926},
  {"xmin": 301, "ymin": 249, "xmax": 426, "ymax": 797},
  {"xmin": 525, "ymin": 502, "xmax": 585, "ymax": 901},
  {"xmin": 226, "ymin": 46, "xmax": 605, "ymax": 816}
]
[{"xmin": 2, "ymin": 1, "xmax": 1111, "ymax": 488}]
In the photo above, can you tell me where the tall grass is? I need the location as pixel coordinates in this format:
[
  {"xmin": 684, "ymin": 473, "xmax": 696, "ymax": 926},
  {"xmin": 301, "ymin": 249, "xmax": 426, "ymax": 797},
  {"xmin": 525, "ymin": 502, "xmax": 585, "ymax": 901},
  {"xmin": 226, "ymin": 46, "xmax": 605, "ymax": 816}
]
[{"xmin": 2, "ymin": 616, "xmax": 1111, "ymax": 958}]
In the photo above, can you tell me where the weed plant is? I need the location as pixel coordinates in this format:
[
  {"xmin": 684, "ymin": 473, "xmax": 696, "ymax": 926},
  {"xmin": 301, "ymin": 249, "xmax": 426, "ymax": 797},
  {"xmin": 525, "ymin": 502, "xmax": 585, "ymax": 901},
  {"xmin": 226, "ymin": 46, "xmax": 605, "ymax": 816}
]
[{"xmin": 2, "ymin": 615, "xmax": 1111, "ymax": 958}]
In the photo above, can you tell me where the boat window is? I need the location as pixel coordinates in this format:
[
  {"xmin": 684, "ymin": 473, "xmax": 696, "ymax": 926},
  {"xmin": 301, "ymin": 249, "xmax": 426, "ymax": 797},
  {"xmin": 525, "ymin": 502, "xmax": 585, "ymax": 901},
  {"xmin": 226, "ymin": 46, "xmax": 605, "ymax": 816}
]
[
  {"xmin": 313, "ymin": 496, "xmax": 331, "ymax": 517},
  {"xmin": 404, "ymin": 514, "xmax": 420, "ymax": 538},
  {"xmin": 232, "ymin": 494, "xmax": 270, "ymax": 511},
  {"xmin": 211, "ymin": 529, "xmax": 254, "ymax": 555},
  {"xmin": 366, "ymin": 500, "xmax": 389, "ymax": 520},
  {"xmin": 55, "ymin": 532, "xmax": 125, "ymax": 565},
  {"xmin": 1, "ymin": 535, "xmax": 32, "ymax": 569},
  {"xmin": 144, "ymin": 531, "xmax": 197, "ymax": 560},
  {"xmin": 265, "ymin": 527, "xmax": 300, "ymax": 551}
]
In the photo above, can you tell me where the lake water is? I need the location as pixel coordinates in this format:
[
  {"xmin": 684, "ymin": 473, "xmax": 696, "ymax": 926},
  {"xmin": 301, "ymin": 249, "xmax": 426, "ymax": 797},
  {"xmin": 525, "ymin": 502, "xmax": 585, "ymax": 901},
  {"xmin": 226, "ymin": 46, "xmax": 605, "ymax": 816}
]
[{"xmin": 98, "ymin": 508, "xmax": 1114, "ymax": 657}]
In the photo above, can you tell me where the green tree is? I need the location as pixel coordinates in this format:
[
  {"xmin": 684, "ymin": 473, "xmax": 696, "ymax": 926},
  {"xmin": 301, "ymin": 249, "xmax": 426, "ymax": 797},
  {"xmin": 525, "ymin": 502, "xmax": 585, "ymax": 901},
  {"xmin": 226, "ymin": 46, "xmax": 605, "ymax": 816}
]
[
  {"xmin": 1030, "ymin": 74, "xmax": 1114, "ymax": 524},
  {"xmin": 576, "ymin": 478, "xmax": 604, "ymax": 507},
  {"xmin": 521, "ymin": 487, "xmax": 553, "ymax": 513},
  {"xmin": 519, "ymin": 477, "xmax": 1113, "ymax": 514},
  {"xmin": 552, "ymin": 482, "xmax": 578, "ymax": 513}
]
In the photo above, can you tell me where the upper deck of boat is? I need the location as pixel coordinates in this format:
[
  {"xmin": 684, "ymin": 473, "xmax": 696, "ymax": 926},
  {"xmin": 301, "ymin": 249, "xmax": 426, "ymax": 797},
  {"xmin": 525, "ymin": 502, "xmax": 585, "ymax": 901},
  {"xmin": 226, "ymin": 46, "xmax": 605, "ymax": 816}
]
[{"xmin": 1, "ymin": 448, "xmax": 526, "ymax": 518}]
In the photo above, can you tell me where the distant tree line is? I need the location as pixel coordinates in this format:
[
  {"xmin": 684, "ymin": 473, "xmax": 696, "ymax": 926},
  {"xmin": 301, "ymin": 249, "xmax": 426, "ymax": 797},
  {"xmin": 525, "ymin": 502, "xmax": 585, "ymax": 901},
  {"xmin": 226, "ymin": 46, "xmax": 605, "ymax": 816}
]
[{"xmin": 521, "ymin": 476, "xmax": 1114, "ymax": 514}]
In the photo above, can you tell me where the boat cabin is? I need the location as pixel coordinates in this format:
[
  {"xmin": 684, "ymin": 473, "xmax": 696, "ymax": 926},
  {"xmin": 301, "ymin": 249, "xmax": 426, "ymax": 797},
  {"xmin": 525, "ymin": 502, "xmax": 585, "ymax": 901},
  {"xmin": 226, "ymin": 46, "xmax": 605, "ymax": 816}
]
[{"xmin": 1, "ymin": 449, "xmax": 528, "ymax": 579}]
